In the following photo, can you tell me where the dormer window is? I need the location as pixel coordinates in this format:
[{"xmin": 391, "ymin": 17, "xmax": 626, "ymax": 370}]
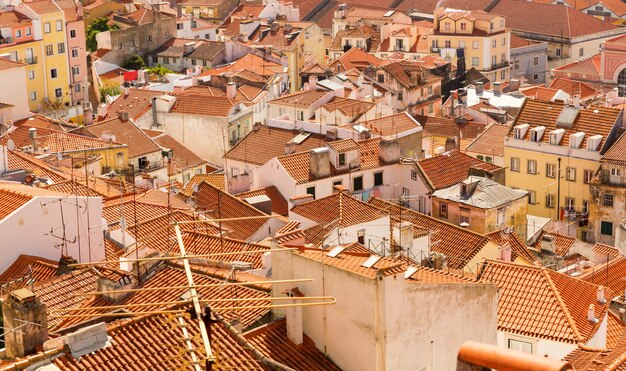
[
  {"xmin": 444, "ymin": 22, "xmax": 451, "ymax": 31},
  {"xmin": 587, "ymin": 135, "xmax": 602, "ymax": 151},
  {"xmin": 529, "ymin": 126, "xmax": 545, "ymax": 142},
  {"xmin": 339, "ymin": 153, "xmax": 346, "ymax": 166},
  {"xmin": 569, "ymin": 132, "xmax": 585, "ymax": 148},
  {"xmin": 460, "ymin": 22, "xmax": 466, "ymax": 30},
  {"xmin": 514, "ymin": 124, "xmax": 529, "ymax": 139},
  {"xmin": 549, "ymin": 128, "xmax": 565, "ymax": 145}
]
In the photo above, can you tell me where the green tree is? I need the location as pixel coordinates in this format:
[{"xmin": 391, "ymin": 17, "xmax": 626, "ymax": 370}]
[
  {"xmin": 147, "ymin": 64, "xmax": 173, "ymax": 77},
  {"xmin": 122, "ymin": 54, "xmax": 146, "ymax": 70},
  {"xmin": 99, "ymin": 79, "xmax": 122, "ymax": 103},
  {"xmin": 86, "ymin": 18, "xmax": 119, "ymax": 52}
]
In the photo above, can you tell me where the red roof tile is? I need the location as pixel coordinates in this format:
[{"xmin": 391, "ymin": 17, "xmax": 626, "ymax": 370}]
[
  {"xmin": 0, "ymin": 254, "xmax": 58, "ymax": 287},
  {"xmin": 549, "ymin": 78, "xmax": 598, "ymax": 100},
  {"xmin": 465, "ymin": 123, "xmax": 511, "ymax": 157},
  {"xmin": 291, "ymin": 191, "xmax": 388, "ymax": 228},
  {"xmin": 0, "ymin": 187, "xmax": 32, "ymax": 220},
  {"xmin": 579, "ymin": 257, "xmax": 626, "ymax": 297},
  {"xmin": 415, "ymin": 150, "xmax": 502, "ymax": 191},
  {"xmin": 236, "ymin": 186, "xmax": 289, "ymax": 216},
  {"xmin": 84, "ymin": 117, "xmax": 161, "ymax": 159},
  {"xmin": 532, "ymin": 231, "xmax": 576, "ymax": 257},
  {"xmin": 106, "ymin": 89, "xmax": 163, "ymax": 120}
]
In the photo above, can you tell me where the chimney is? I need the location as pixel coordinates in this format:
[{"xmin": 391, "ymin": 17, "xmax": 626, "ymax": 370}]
[
  {"xmin": 227, "ymin": 82, "xmax": 236, "ymax": 99},
  {"xmin": 117, "ymin": 110, "xmax": 129, "ymax": 121},
  {"xmin": 493, "ymin": 81, "xmax": 501, "ymax": 95},
  {"xmin": 378, "ymin": 139, "xmax": 400, "ymax": 164},
  {"xmin": 2, "ymin": 289, "xmax": 48, "ymax": 359},
  {"xmin": 303, "ymin": 82, "xmax": 310, "ymax": 91},
  {"xmin": 385, "ymin": 92, "xmax": 392, "ymax": 106},
  {"xmin": 284, "ymin": 287, "xmax": 303, "ymax": 345},
  {"xmin": 588, "ymin": 304, "xmax": 596, "ymax": 322},
  {"xmin": 476, "ymin": 82, "xmax": 484, "ymax": 95},
  {"xmin": 183, "ymin": 41, "xmax": 195, "ymax": 55},
  {"xmin": 96, "ymin": 275, "xmax": 134, "ymax": 303},
  {"xmin": 541, "ymin": 234, "xmax": 555, "ymax": 253},
  {"xmin": 284, "ymin": 141, "xmax": 297, "ymax": 154},
  {"xmin": 309, "ymin": 147, "xmax": 331, "ymax": 178},
  {"xmin": 186, "ymin": 68, "xmax": 192, "ymax": 77},
  {"xmin": 284, "ymin": 23, "xmax": 293, "ymax": 33},
  {"xmin": 572, "ymin": 94, "xmax": 581, "ymax": 108},
  {"xmin": 84, "ymin": 105, "xmax": 94, "ymax": 126},
  {"xmin": 597, "ymin": 286, "xmax": 605, "ymax": 304},
  {"xmin": 195, "ymin": 65, "xmax": 202, "ymax": 75},
  {"xmin": 359, "ymin": 128, "xmax": 371, "ymax": 140},
  {"xmin": 499, "ymin": 243, "xmax": 512, "ymax": 262},
  {"xmin": 57, "ymin": 255, "xmax": 77, "ymax": 275},
  {"xmin": 289, "ymin": 194, "xmax": 314, "ymax": 206},
  {"xmin": 240, "ymin": 32, "xmax": 249, "ymax": 43},
  {"xmin": 270, "ymin": 22, "xmax": 278, "ymax": 32},
  {"xmin": 28, "ymin": 127, "xmax": 37, "ymax": 153},
  {"xmin": 326, "ymin": 126, "xmax": 337, "ymax": 140},
  {"xmin": 509, "ymin": 79, "xmax": 520, "ymax": 91},
  {"xmin": 309, "ymin": 75, "xmax": 318, "ymax": 90},
  {"xmin": 243, "ymin": 195, "xmax": 272, "ymax": 215}
]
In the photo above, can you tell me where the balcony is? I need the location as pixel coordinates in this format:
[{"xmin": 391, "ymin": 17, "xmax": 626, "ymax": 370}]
[
  {"xmin": 0, "ymin": 37, "xmax": 13, "ymax": 45},
  {"xmin": 21, "ymin": 56, "xmax": 37, "ymax": 64},
  {"xmin": 489, "ymin": 61, "xmax": 510, "ymax": 70}
]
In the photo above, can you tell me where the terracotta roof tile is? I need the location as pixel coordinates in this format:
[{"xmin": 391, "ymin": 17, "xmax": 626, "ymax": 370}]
[
  {"xmin": 224, "ymin": 125, "xmax": 329, "ymax": 166},
  {"xmin": 170, "ymin": 94, "xmax": 240, "ymax": 117},
  {"xmin": 25, "ymin": 0, "xmax": 61, "ymax": 14},
  {"xmin": 554, "ymin": 54, "xmax": 602, "ymax": 77},
  {"xmin": 350, "ymin": 112, "xmax": 421, "ymax": 137},
  {"xmin": 579, "ymin": 257, "xmax": 626, "ymax": 296},
  {"xmin": 292, "ymin": 191, "xmax": 388, "ymax": 228},
  {"xmin": 594, "ymin": 243, "xmax": 621, "ymax": 258},
  {"xmin": 509, "ymin": 34, "xmax": 541, "ymax": 49},
  {"xmin": 269, "ymin": 89, "xmax": 330, "ymax": 108},
  {"xmin": 322, "ymin": 96, "xmax": 375, "ymax": 117},
  {"xmin": 549, "ymin": 78, "xmax": 598, "ymax": 100},
  {"xmin": 485, "ymin": 230, "xmax": 539, "ymax": 264},
  {"xmin": 415, "ymin": 150, "xmax": 502, "ymax": 191},
  {"xmin": 6, "ymin": 150, "xmax": 70, "ymax": 183},
  {"xmin": 0, "ymin": 254, "xmax": 58, "ymax": 287},
  {"xmin": 244, "ymin": 319, "xmax": 341, "ymax": 370},
  {"xmin": 181, "ymin": 173, "xmax": 225, "ymax": 196},
  {"xmin": 416, "ymin": 115, "xmax": 486, "ymax": 140},
  {"xmin": 84, "ymin": 117, "xmax": 161, "ymax": 159},
  {"xmin": 369, "ymin": 197, "xmax": 490, "ymax": 269},
  {"xmin": 195, "ymin": 181, "xmax": 269, "ymax": 241},
  {"xmin": 236, "ymin": 186, "xmax": 289, "ymax": 216},
  {"xmin": 297, "ymin": 247, "xmax": 406, "ymax": 279},
  {"xmin": 478, "ymin": 259, "xmax": 612, "ymax": 344},
  {"xmin": 328, "ymin": 46, "xmax": 383, "ymax": 72},
  {"xmin": 466, "ymin": 123, "xmax": 511, "ymax": 157},
  {"xmin": 106, "ymin": 89, "xmax": 163, "ymax": 120},
  {"xmin": 327, "ymin": 138, "xmax": 359, "ymax": 152},
  {"xmin": 0, "ymin": 187, "xmax": 32, "ymax": 220},
  {"xmin": 44, "ymin": 177, "xmax": 133, "ymax": 198},
  {"xmin": 607, "ymin": 311, "xmax": 625, "ymax": 349},
  {"xmin": 199, "ymin": 53, "xmax": 283, "ymax": 78},
  {"xmin": 144, "ymin": 131, "xmax": 207, "ymax": 173},
  {"xmin": 603, "ymin": 131, "xmax": 626, "ymax": 166},
  {"xmin": 532, "ymin": 231, "xmax": 577, "ymax": 257}
]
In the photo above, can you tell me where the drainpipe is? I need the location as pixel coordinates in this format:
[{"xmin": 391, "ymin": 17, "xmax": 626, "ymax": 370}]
[{"xmin": 557, "ymin": 157, "xmax": 561, "ymax": 220}]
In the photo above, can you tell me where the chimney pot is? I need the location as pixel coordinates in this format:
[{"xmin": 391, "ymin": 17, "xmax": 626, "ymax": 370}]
[
  {"xmin": 378, "ymin": 139, "xmax": 400, "ymax": 164},
  {"xmin": 588, "ymin": 304, "xmax": 596, "ymax": 322},
  {"xmin": 117, "ymin": 110, "xmax": 129, "ymax": 121},
  {"xmin": 597, "ymin": 286, "xmax": 605, "ymax": 304}
]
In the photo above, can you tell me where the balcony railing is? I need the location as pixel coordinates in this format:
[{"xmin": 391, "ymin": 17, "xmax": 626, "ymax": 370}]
[
  {"xmin": 21, "ymin": 56, "xmax": 37, "ymax": 64},
  {"xmin": 490, "ymin": 61, "xmax": 510, "ymax": 70}
]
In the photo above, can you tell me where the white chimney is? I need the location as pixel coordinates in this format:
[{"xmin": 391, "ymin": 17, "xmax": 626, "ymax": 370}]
[
  {"xmin": 285, "ymin": 288, "xmax": 303, "ymax": 345},
  {"xmin": 572, "ymin": 94, "xmax": 581, "ymax": 108},
  {"xmin": 597, "ymin": 286, "xmax": 605, "ymax": 304},
  {"xmin": 195, "ymin": 65, "xmax": 202, "ymax": 75},
  {"xmin": 226, "ymin": 82, "xmax": 236, "ymax": 99},
  {"xmin": 588, "ymin": 304, "xmax": 596, "ymax": 322},
  {"xmin": 309, "ymin": 75, "xmax": 318, "ymax": 90},
  {"xmin": 186, "ymin": 68, "xmax": 192, "ymax": 77}
]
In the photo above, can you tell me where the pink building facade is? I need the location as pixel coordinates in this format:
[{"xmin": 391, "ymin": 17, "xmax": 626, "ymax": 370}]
[{"xmin": 57, "ymin": 0, "xmax": 88, "ymax": 106}]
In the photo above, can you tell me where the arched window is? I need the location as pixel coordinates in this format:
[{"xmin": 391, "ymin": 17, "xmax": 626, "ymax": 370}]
[{"xmin": 618, "ymin": 69, "xmax": 626, "ymax": 97}]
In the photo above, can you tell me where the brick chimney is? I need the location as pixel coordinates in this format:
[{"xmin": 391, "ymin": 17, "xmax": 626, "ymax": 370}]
[
  {"xmin": 117, "ymin": 110, "xmax": 129, "ymax": 122},
  {"xmin": 2, "ymin": 289, "xmax": 48, "ymax": 359},
  {"xmin": 57, "ymin": 255, "xmax": 77, "ymax": 275},
  {"xmin": 309, "ymin": 147, "xmax": 331, "ymax": 178}
]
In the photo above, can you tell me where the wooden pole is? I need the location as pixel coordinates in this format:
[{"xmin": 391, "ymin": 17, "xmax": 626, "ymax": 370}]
[
  {"xmin": 174, "ymin": 215, "xmax": 278, "ymax": 225},
  {"xmin": 50, "ymin": 300, "xmax": 191, "ymax": 313},
  {"xmin": 50, "ymin": 310, "xmax": 186, "ymax": 319},
  {"xmin": 203, "ymin": 300, "xmax": 337, "ymax": 311}
]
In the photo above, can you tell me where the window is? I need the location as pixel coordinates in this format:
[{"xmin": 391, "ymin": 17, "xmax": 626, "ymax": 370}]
[
  {"xmin": 501, "ymin": 70, "xmax": 506, "ymax": 79},
  {"xmin": 619, "ymin": 69, "xmax": 626, "ymax": 97},
  {"xmin": 70, "ymin": 29, "xmax": 76, "ymax": 38},
  {"xmin": 176, "ymin": 23, "xmax": 183, "ymax": 30},
  {"xmin": 55, "ymin": 88, "xmax": 62, "ymax": 98},
  {"xmin": 566, "ymin": 167, "xmax": 576, "ymax": 181},
  {"xmin": 546, "ymin": 194, "xmax": 555, "ymax": 208},
  {"xmin": 353, "ymin": 175, "xmax": 363, "ymax": 191},
  {"xmin": 546, "ymin": 163, "xmax": 556, "ymax": 178},
  {"xmin": 163, "ymin": 57, "xmax": 170, "ymax": 64},
  {"xmin": 528, "ymin": 191, "xmax": 536, "ymax": 205},
  {"xmin": 428, "ymin": 86, "xmax": 433, "ymax": 95},
  {"xmin": 497, "ymin": 208, "xmax": 505, "ymax": 227},
  {"xmin": 56, "ymin": 20, "xmax": 62, "ymax": 31},
  {"xmin": 604, "ymin": 193, "xmax": 614, "ymax": 207},
  {"xmin": 50, "ymin": 68, "xmax": 57, "ymax": 78},
  {"xmin": 30, "ymin": 91, "xmax": 36, "ymax": 101},
  {"xmin": 579, "ymin": 48, "xmax": 584, "ymax": 57},
  {"xmin": 172, "ymin": 58, "xmax": 177, "ymax": 64},
  {"xmin": 601, "ymin": 221, "xmax": 613, "ymax": 236},
  {"xmin": 492, "ymin": 55, "xmax": 497, "ymax": 66},
  {"xmin": 428, "ymin": 104, "xmax": 434, "ymax": 113},
  {"xmin": 374, "ymin": 172, "xmax": 383, "ymax": 187},
  {"xmin": 72, "ymin": 66, "xmax": 80, "ymax": 75},
  {"xmin": 527, "ymin": 160, "xmax": 537, "ymax": 175},
  {"xmin": 9, "ymin": 51, "xmax": 16, "ymax": 61},
  {"xmin": 306, "ymin": 186, "xmax": 316, "ymax": 199},
  {"xmin": 46, "ymin": 45, "xmax": 53, "ymax": 56},
  {"xmin": 472, "ymin": 41, "xmax": 479, "ymax": 49},
  {"xmin": 508, "ymin": 339, "xmax": 532, "ymax": 354},
  {"xmin": 556, "ymin": 48, "xmax": 561, "ymax": 57},
  {"xmin": 511, "ymin": 157, "xmax": 520, "ymax": 172},
  {"xmin": 611, "ymin": 168, "xmax": 621, "ymax": 177},
  {"xmin": 152, "ymin": 56, "xmax": 157, "ymax": 64},
  {"xmin": 584, "ymin": 170, "xmax": 593, "ymax": 184},
  {"xmin": 148, "ymin": 35, "xmax": 153, "ymax": 42},
  {"xmin": 57, "ymin": 43, "xmax": 65, "ymax": 54},
  {"xmin": 444, "ymin": 22, "xmax": 451, "ymax": 31},
  {"xmin": 533, "ymin": 74, "xmax": 538, "ymax": 81},
  {"xmin": 26, "ymin": 27, "xmax": 31, "ymax": 36},
  {"xmin": 582, "ymin": 200, "xmax": 589, "ymax": 214},
  {"xmin": 118, "ymin": 43, "xmax": 123, "ymax": 50},
  {"xmin": 333, "ymin": 180, "xmax": 342, "ymax": 187},
  {"xmin": 397, "ymin": 92, "xmax": 403, "ymax": 101},
  {"xmin": 460, "ymin": 22, "xmax": 466, "ymax": 30},
  {"xmin": 490, "ymin": 21, "xmax": 494, "ymax": 31},
  {"xmin": 502, "ymin": 37, "xmax": 505, "ymax": 45},
  {"xmin": 440, "ymin": 203, "xmax": 448, "ymax": 219},
  {"xmin": 377, "ymin": 74, "xmax": 384, "ymax": 83},
  {"xmin": 485, "ymin": 156, "xmax": 493, "ymax": 163},
  {"xmin": 460, "ymin": 207, "xmax": 470, "ymax": 224},
  {"xmin": 357, "ymin": 229, "xmax": 365, "ymax": 244},
  {"xmin": 432, "ymin": 40, "xmax": 439, "ymax": 49},
  {"xmin": 28, "ymin": 70, "xmax": 34, "ymax": 80},
  {"xmin": 565, "ymin": 197, "xmax": 575, "ymax": 210},
  {"xmin": 15, "ymin": 29, "xmax": 21, "ymax": 38},
  {"xmin": 477, "ymin": 155, "xmax": 484, "ymax": 161},
  {"xmin": 500, "ymin": 19, "xmax": 504, "ymax": 27},
  {"xmin": 444, "ymin": 40, "xmax": 451, "ymax": 48},
  {"xmin": 338, "ymin": 153, "xmax": 346, "ymax": 166},
  {"xmin": 138, "ymin": 157, "xmax": 149, "ymax": 169},
  {"xmin": 71, "ymin": 48, "xmax": 78, "ymax": 58},
  {"xmin": 411, "ymin": 169, "xmax": 417, "ymax": 180},
  {"xmin": 44, "ymin": 22, "xmax": 51, "ymax": 33},
  {"xmin": 472, "ymin": 57, "xmax": 479, "ymax": 66},
  {"xmin": 75, "ymin": 84, "xmax": 81, "ymax": 93},
  {"xmin": 533, "ymin": 56, "xmax": 539, "ymax": 66}
]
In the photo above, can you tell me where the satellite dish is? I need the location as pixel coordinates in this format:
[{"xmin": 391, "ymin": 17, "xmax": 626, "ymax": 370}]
[
  {"xmin": 6, "ymin": 139, "xmax": 14, "ymax": 151},
  {"xmin": 57, "ymin": 152, "xmax": 63, "ymax": 161}
]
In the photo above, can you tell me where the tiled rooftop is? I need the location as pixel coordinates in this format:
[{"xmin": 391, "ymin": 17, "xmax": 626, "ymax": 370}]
[
  {"xmin": 485, "ymin": 230, "xmax": 539, "ymax": 264},
  {"xmin": 603, "ymin": 131, "xmax": 626, "ymax": 166},
  {"xmin": 0, "ymin": 254, "xmax": 58, "ymax": 288},
  {"xmin": 465, "ymin": 123, "xmax": 511, "ymax": 157},
  {"xmin": 415, "ymin": 150, "xmax": 502, "ymax": 191},
  {"xmin": 328, "ymin": 46, "xmax": 383, "ymax": 72},
  {"xmin": 477, "ymin": 259, "xmax": 612, "ymax": 344},
  {"xmin": 291, "ymin": 191, "xmax": 388, "ymax": 228},
  {"xmin": 532, "ymin": 231, "xmax": 576, "ymax": 257},
  {"xmin": 6, "ymin": 150, "xmax": 70, "ymax": 183},
  {"xmin": 170, "ymin": 94, "xmax": 240, "ymax": 117},
  {"xmin": 269, "ymin": 89, "xmax": 330, "ymax": 108},
  {"xmin": 416, "ymin": 115, "xmax": 486, "ymax": 140},
  {"xmin": 593, "ymin": 243, "xmax": 621, "ymax": 258},
  {"xmin": 322, "ymin": 96, "xmax": 375, "ymax": 118},
  {"xmin": 143, "ymin": 131, "xmax": 207, "ymax": 173},
  {"xmin": 579, "ymin": 257, "xmax": 626, "ymax": 297},
  {"xmin": 84, "ymin": 117, "xmax": 161, "ymax": 159},
  {"xmin": 0, "ymin": 186, "xmax": 33, "ymax": 220},
  {"xmin": 236, "ymin": 186, "xmax": 289, "ymax": 216},
  {"xmin": 180, "ymin": 173, "xmax": 226, "ymax": 196},
  {"xmin": 548, "ymin": 78, "xmax": 598, "ymax": 100},
  {"xmin": 106, "ymin": 89, "xmax": 163, "ymax": 120},
  {"xmin": 350, "ymin": 112, "xmax": 421, "ymax": 137},
  {"xmin": 297, "ymin": 247, "xmax": 406, "ymax": 279}
]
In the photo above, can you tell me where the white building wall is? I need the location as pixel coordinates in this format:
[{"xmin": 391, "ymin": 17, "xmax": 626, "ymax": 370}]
[
  {"xmin": 0, "ymin": 195, "xmax": 105, "ymax": 274},
  {"xmin": 0, "ymin": 65, "xmax": 31, "ymax": 121},
  {"xmin": 497, "ymin": 331, "xmax": 577, "ymax": 361}
]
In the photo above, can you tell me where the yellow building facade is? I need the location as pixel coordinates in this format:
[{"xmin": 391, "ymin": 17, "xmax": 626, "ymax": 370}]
[{"xmin": 429, "ymin": 8, "xmax": 511, "ymax": 83}]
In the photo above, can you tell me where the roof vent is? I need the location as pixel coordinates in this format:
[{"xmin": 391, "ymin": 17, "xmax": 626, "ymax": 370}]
[{"xmin": 556, "ymin": 106, "xmax": 580, "ymax": 127}]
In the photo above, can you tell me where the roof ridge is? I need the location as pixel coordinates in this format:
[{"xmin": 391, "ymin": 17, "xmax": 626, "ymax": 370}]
[{"xmin": 541, "ymin": 267, "xmax": 585, "ymax": 343}]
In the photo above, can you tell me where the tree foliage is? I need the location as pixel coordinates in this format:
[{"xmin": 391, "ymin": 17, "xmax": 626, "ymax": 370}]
[
  {"xmin": 86, "ymin": 18, "xmax": 119, "ymax": 52},
  {"xmin": 122, "ymin": 54, "xmax": 146, "ymax": 70},
  {"xmin": 99, "ymin": 79, "xmax": 122, "ymax": 102},
  {"xmin": 147, "ymin": 64, "xmax": 173, "ymax": 77}
]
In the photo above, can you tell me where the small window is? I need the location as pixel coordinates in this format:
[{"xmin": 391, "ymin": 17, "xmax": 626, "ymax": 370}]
[
  {"xmin": 55, "ymin": 88, "xmax": 62, "ymax": 98},
  {"xmin": 566, "ymin": 167, "xmax": 576, "ymax": 181},
  {"xmin": 72, "ymin": 66, "xmax": 80, "ymax": 75},
  {"xmin": 58, "ymin": 43, "xmax": 65, "ymax": 54},
  {"xmin": 511, "ymin": 157, "xmax": 520, "ymax": 172},
  {"xmin": 508, "ymin": 339, "xmax": 532, "ymax": 353},
  {"xmin": 30, "ymin": 91, "xmax": 37, "ymax": 101},
  {"xmin": 71, "ymin": 48, "xmax": 79, "ymax": 58},
  {"xmin": 533, "ymin": 74, "xmax": 539, "ymax": 80},
  {"xmin": 15, "ymin": 29, "xmax": 21, "ymax": 38},
  {"xmin": 460, "ymin": 207, "xmax": 470, "ymax": 224},
  {"xmin": 477, "ymin": 155, "xmax": 484, "ymax": 161},
  {"xmin": 397, "ymin": 92, "xmax": 403, "ymax": 101},
  {"xmin": 444, "ymin": 40, "xmax": 451, "ymax": 48},
  {"xmin": 546, "ymin": 194, "xmax": 555, "ymax": 208},
  {"xmin": 527, "ymin": 160, "xmax": 537, "ymax": 175},
  {"xmin": 411, "ymin": 169, "xmax": 417, "ymax": 181},
  {"xmin": 26, "ymin": 27, "xmax": 31, "ymax": 36},
  {"xmin": 565, "ymin": 197, "xmax": 575, "ymax": 210},
  {"xmin": 604, "ymin": 193, "xmax": 614, "ymax": 207},
  {"xmin": 353, "ymin": 175, "xmax": 363, "ymax": 191},
  {"xmin": 357, "ymin": 229, "xmax": 365, "ymax": 244},
  {"xmin": 333, "ymin": 180, "xmax": 342, "ymax": 187},
  {"xmin": 56, "ymin": 20, "xmax": 62, "ymax": 31},
  {"xmin": 556, "ymin": 48, "xmax": 561, "ymax": 57},
  {"xmin": 44, "ymin": 22, "xmax": 51, "ymax": 33},
  {"xmin": 306, "ymin": 186, "xmax": 316, "ymax": 199},
  {"xmin": 460, "ymin": 22, "xmax": 466, "ymax": 30},
  {"xmin": 338, "ymin": 153, "xmax": 346, "ymax": 166},
  {"xmin": 501, "ymin": 37, "xmax": 506, "ymax": 46},
  {"xmin": 440, "ymin": 203, "xmax": 448, "ymax": 219},
  {"xmin": 601, "ymin": 221, "xmax": 613, "ymax": 236},
  {"xmin": 546, "ymin": 163, "xmax": 556, "ymax": 178},
  {"xmin": 472, "ymin": 57, "xmax": 479, "ymax": 66},
  {"xmin": 584, "ymin": 170, "xmax": 593, "ymax": 184},
  {"xmin": 492, "ymin": 39, "xmax": 496, "ymax": 48},
  {"xmin": 582, "ymin": 200, "xmax": 589, "ymax": 213},
  {"xmin": 148, "ymin": 35, "xmax": 153, "ymax": 42},
  {"xmin": 138, "ymin": 157, "xmax": 149, "ymax": 169},
  {"xmin": 374, "ymin": 172, "xmax": 383, "ymax": 187},
  {"xmin": 46, "ymin": 45, "xmax": 53, "ymax": 56},
  {"xmin": 579, "ymin": 48, "xmax": 584, "ymax": 57},
  {"xmin": 75, "ymin": 84, "xmax": 81, "ymax": 93},
  {"xmin": 70, "ymin": 29, "xmax": 76, "ymax": 38},
  {"xmin": 528, "ymin": 191, "xmax": 536, "ymax": 205},
  {"xmin": 50, "ymin": 68, "xmax": 57, "ymax": 78},
  {"xmin": 611, "ymin": 168, "xmax": 621, "ymax": 177},
  {"xmin": 472, "ymin": 41, "xmax": 479, "ymax": 49},
  {"xmin": 28, "ymin": 70, "xmax": 34, "ymax": 80},
  {"xmin": 377, "ymin": 74, "xmax": 384, "ymax": 83},
  {"xmin": 533, "ymin": 56, "xmax": 539, "ymax": 66}
]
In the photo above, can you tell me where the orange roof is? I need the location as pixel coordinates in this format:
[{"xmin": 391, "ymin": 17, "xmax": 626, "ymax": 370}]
[
  {"xmin": 44, "ymin": 178, "xmax": 129, "ymax": 198},
  {"xmin": 36, "ymin": 131, "xmax": 125, "ymax": 153},
  {"xmin": 297, "ymin": 248, "xmax": 405, "ymax": 279},
  {"xmin": 84, "ymin": 116, "xmax": 161, "ymax": 159},
  {"xmin": 195, "ymin": 181, "xmax": 269, "ymax": 241},
  {"xmin": 106, "ymin": 89, "xmax": 163, "ymax": 120},
  {"xmin": 607, "ymin": 311, "xmax": 625, "ymax": 349},
  {"xmin": 322, "ymin": 96, "xmax": 375, "ymax": 117},
  {"xmin": 478, "ymin": 259, "xmax": 612, "ymax": 344},
  {"xmin": 369, "ymin": 197, "xmax": 491, "ymax": 270},
  {"xmin": 199, "ymin": 53, "xmax": 284, "ymax": 78},
  {"xmin": 25, "ymin": 0, "xmax": 61, "ymax": 14},
  {"xmin": 465, "ymin": 123, "xmax": 511, "ymax": 157},
  {"xmin": 170, "ymin": 94, "xmax": 240, "ymax": 117},
  {"xmin": 180, "ymin": 173, "xmax": 225, "ymax": 196},
  {"xmin": 224, "ymin": 125, "xmax": 328, "ymax": 166},
  {"xmin": 244, "ymin": 319, "xmax": 341, "ymax": 370},
  {"xmin": 602, "ymin": 131, "xmax": 626, "ymax": 166},
  {"xmin": 532, "ymin": 231, "xmax": 576, "ymax": 256},
  {"xmin": 0, "ymin": 254, "xmax": 58, "ymax": 287},
  {"xmin": 509, "ymin": 33, "xmax": 541, "ymax": 49},
  {"xmin": 269, "ymin": 89, "xmax": 330, "ymax": 108},
  {"xmin": 236, "ymin": 186, "xmax": 289, "ymax": 216},
  {"xmin": 579, "ymin": 257, "xmax": 626, "ymax": 296},
  {"xmin": 415, "ymin": 150, "xmax": 502, "ymax": 191},
  {"xmin": 565, "ymin": 321, "xmax": 626, "ymax": 369},
  {"xmin": 291, "ymin": 191, "xmax": 388, "ymax": 228},
  {"xmin": 144, "ymin": 131, "xmax": 207, "ymax": 173},
  {"xmin": 328, "ymin": 47, "xmax": 383, "ymax": 72},
  {"xmin": 485, "ymin": 230, "xmax": 539, "ymax": 264},
  {"xmin": 0, "ymin": 10, "xmax": 31, "ymax": 29},
  {"xmin": 6, "ymin": 150, "xmax": 70, "ymax": 183},
  {"xmin": 549, "ymin": 78, "xmax": 598, "ymax": 99},
  {"xmin": 351, "ymin": 112, "xmax": 421, "ymax": 137},
  {"xmin": 554, "ymin": 54, "xmax": 602, "ymax": 77},
  {"xmin": 102, "ymin": 199, "xmax": 177, "ymax": 226},
  {"xmin": 417, "ymin": 115, "xmax": 486, "ymax": 140},
  {"xmin": 0, "ymin": 187, "xmax": 32, "ymax": 220},
  {"xmin": 510, "ymin": 99, "xmax": 621, "ymax": 151},
  {"xmin": 0, "ymin": 56, "xmax": 26, "ymax": 70},
  {"xmin": 518, "ymin": 85, "xmax": 560, "ymax": 101},
  {"xmin": 593, "ymin": 243, "xmax": 621, "ymax": 258}
]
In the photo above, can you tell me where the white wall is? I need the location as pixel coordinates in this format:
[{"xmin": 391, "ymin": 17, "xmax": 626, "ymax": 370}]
[
  {"xmin": 0, "ymin": 195, "xmax": 105, "ymax": 274},
  {"xmin": 0, "ymin": 64, "xmax": 31, "ymax": 121},
  {"xmin": 497, "ymin": 331, "xmax": 577, "ymax": 361}
]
